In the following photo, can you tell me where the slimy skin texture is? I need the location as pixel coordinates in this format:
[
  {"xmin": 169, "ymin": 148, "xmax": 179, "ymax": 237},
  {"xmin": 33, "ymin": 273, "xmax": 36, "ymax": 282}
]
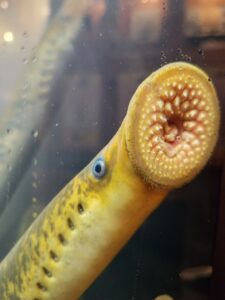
[{"xmin": 0, "ymin": 62, "xmax": 220, "ymax": 299}]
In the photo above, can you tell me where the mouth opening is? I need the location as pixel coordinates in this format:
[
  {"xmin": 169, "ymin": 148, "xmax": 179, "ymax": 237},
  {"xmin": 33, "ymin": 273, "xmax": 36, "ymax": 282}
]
[{"xmin": 125, "ymin": 62, "xmax": 220, "ymax": 188}]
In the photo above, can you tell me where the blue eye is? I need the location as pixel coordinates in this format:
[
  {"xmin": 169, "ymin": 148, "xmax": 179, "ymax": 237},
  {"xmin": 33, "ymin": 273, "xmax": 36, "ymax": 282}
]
[{"xmin": 92, "ymin": 157, "xmax": 106, "ymax": 179}]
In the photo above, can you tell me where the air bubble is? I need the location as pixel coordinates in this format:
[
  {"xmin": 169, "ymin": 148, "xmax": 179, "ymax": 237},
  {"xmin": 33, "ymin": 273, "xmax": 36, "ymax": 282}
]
[
  {"xmin": 160, "ymin": 51, "xmax": 167, "ymax": 65},
  {"xmin": 198, "ymin": 48, "xmax": 204, "ymax": 56}
]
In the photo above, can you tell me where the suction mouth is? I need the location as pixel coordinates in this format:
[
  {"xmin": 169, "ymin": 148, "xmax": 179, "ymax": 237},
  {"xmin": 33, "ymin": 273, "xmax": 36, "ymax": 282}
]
[{"xmin": 125, "ymin": 62, "xmax": 220, "ymax": 188}]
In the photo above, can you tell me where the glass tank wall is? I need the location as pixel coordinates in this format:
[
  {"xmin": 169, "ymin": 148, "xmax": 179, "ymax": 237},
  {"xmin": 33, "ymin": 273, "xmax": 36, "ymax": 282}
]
[{"xmin": 0, "ymin": 1, "xmax": 224, "ymax": 299}]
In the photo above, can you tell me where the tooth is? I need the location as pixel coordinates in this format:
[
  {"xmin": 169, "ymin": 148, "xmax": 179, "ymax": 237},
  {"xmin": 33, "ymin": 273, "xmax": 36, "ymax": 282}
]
[
  {"xmin": 151, "ymin": 136, "xmax": 159, "ymax": 144},
  {"xmin": 192, "ymin": 98, "xmax": 199, "ymax": 106},
  {"xmin": 169, "ymin": 89, "xmax": 175, "ymax": 98},
  {"xmin": 181, "ymin": 101, "xmax": 189, "ymax": 111},
  {"xmin": 149, "ymin": 124, "xmax": 162, "ymax": 135},
  {"xmin": 159, "ymin": 114, "xmax": 167, "ymax": 122},
  {"xmin": 197, "ymin": 112, "xmax": 206, "ymax": 121},
  {"xmin": 182, "ymin": 131, "xmax": 195, "ymax": 142},
  {"xmin": 185, "ymin": 109, "xmax": 198, "ymax": 118},
  {"xmin": 182, "ymin": 89, "xmax": 188, "ymax": 98},
  {"xmin": 152, "ymin": 114, "xmax": 157, "ymax": 122},
  {"xmin": 163, "ymin": 90, "xmax": 169, "ymax": 98},
  {"xmin": 184, "ymin": 121, "xmax": 196, "ymax": 130},
  {"xmin": 190, "ymin": 90, "xmax": 196, "ymax": 97},
  {"xmin": 191, "ymin": 139, "xmax": 200, "ymax": 146},
  {"xmin": 165, "ymin": 102, "xmax": 173, "ymax": 114},
  {"xmin": 174, "ymin": 96, "xmax": 180, "ymax": 107},
  {"xmin": 178, "ymin": 83, "xmax": 184, "ymax": 90},
  {"xmin": 172, "ymin": 81, "xmax": 177, "ymax": 88},
  {"xmin": 195, "ymin": 125, "xmax": 204, "ymax": 134},
  {"xmin": 198, "ymin": 101, "xmax": 206, "ymax": 109},
  {"xmin": 156, "ymin": 100, "xmax": 164, "ymax": 110}
]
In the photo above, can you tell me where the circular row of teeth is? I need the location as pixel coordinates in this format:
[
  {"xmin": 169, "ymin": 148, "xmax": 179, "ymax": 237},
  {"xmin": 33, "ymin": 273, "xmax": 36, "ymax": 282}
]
[{"xmin": 137, "ymin": 75, "xmax": 213, "ymax": 179}]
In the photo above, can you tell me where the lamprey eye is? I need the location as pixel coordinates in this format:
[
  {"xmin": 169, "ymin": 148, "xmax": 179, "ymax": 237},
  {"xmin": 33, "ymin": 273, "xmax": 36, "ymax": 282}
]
[{"xmin": 92, "ymin": 157, "xmax": 107, "ymax": 179}]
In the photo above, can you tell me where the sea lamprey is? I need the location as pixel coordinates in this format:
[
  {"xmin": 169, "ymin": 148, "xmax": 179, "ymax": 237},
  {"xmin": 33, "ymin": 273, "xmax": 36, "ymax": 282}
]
[{"xmin": 0, "ymin": 62, "xmax": 220, "ymax": 299}]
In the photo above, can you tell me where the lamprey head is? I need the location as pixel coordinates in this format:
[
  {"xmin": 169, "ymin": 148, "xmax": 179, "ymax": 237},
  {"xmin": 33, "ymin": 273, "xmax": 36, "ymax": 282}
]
[{"xmin": 125, "ymin": 62, "xmax": 220, "ymax": 188}]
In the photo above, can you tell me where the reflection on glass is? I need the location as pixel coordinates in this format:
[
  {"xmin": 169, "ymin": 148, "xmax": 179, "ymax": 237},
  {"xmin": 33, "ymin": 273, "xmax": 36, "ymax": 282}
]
[
  {"xmin": 185, "ymin": 0, "xmax": 225, "ymax": 37},
  {"xmin": 0, "ymin": 0, "xmax": 8, "ymax": 9},
  {"xmin": 118, "ymin": 0, "xmax": 167, "ymax": 43},
  {"xmin": 3, "ymin": 31, "xmax": 14, "ymax": 42}
]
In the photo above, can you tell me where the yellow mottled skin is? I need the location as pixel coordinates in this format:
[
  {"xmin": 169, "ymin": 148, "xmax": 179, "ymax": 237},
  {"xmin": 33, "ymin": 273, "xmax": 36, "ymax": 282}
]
[{"xmin": 0, "ymin": 62, "xmax": 220, "ymax": 299}]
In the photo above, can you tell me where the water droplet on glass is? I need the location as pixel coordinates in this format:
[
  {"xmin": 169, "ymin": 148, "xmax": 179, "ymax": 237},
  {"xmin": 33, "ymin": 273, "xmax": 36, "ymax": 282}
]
[
  {"xmin": 160, "ymin": 51, "xmax": 167, "ymax": 65},
  {"xmin": 32, "ymin": 212, "xmax": 38, "ymax": 219},
  {"xmin": 32, "ymin": 130, "xmax": 39, "ymax": 138},
  {"xmin": 32, "ymin": 56, "xmax": 37, "ymax": 63},
  {"xmin": 162, "ymin": 1, "xmax": 167, "ymax": 10},
  {"xmin": 32, "ymin": 197, "xmax": 37, "ymax": 203},
  {"xmin": 32, "ymin": 182, "xmax": 37, "ymax": 189},
  {"xmin": 177, "ymin": 48, "xmax": 191, "ymax": 62},
  {"xmin": 198, "ymin": 48, "xmax": 204, "ymax": 56},
  {"xmin": 186, "ymin": 55, "xmax": 191, "ymax": 62}
]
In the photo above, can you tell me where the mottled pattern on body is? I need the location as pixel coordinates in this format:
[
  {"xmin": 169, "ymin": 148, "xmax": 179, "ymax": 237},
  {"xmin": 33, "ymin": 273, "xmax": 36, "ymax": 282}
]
[{"xmin": 0, "ymin": 177, "xmax": 91, "ymax": 299}]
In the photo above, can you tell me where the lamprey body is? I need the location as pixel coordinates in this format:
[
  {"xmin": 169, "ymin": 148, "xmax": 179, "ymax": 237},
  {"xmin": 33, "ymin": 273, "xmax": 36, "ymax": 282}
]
[
  {"xmin": 0, "ymin": 0, "xmax": 87, "ymax": 214},
  {"xmin": 0, "ymin": 62, "xmax": 220, "ymax": 299},
  {"xmin": 0, "ymin": 0, "xmax": 88, "ymax": 252}
]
